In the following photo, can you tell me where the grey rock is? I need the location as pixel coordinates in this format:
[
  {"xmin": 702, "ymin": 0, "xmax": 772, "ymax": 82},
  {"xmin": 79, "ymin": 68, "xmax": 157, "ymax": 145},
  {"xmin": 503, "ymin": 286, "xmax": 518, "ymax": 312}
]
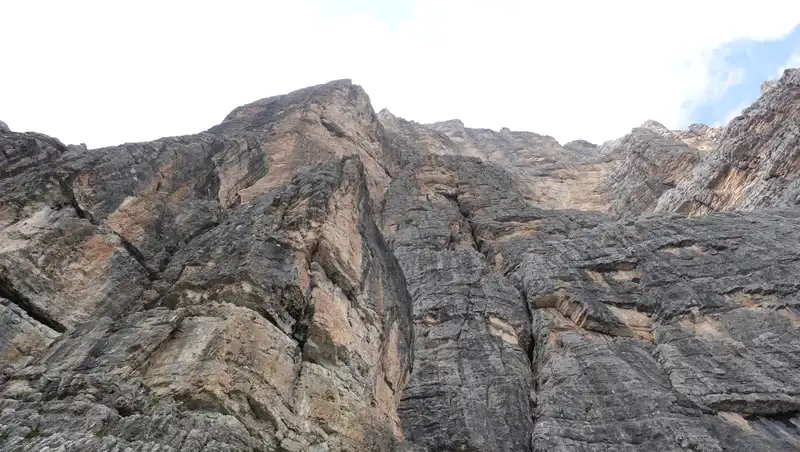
[
  {"xmin": 0, "ymin": 297, "xmax": 59, "ymax": 373},
  {"xmin": 0, "ymin": 121, "xmax": 9, "ymax": 133},
  {"xmin": 0, "ymin": 81, "xmax": 414, "ymax": 451},
  {"xmin": 410, "ymin": 118, "xmax": 613, "ymax": 211},
  {"xmin": 382, "ymin": 155, "xmax": 535, "ymax": 451},
  {"xmin": 2, "ymin": 72, "xmax": 800, "ymax": 452},
  {"xmin": 673, "ymin": 123, "xmax": 723, "ymax": 152},
  {"xmin": 656, "ymin": 68, "xmax": 800, "ymax": 214},
  {"xmin": 761, "ymin": 80, "xmax": 778, "ymax": 95},
  {"xmin": 598, "ymin": 127, "xmax": 702, "ymax": 218},
  {"xmin": 501, "ymin": 209, "xmax": 800, "ymax": 451},
  {"xmin": 640, "ymin": 119, "xmax": 672, "ymax": 136},
  {"xmin": 563, "ymin": 139, "xmax": 598, "ymax": 153}
]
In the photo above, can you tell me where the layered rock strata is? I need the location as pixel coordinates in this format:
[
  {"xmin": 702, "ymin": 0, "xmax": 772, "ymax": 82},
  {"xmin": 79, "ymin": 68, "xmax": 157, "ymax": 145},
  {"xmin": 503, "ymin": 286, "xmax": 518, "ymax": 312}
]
[{"xmin": 0, "ymin": 71, "xmax": 798, "ymax": 451}]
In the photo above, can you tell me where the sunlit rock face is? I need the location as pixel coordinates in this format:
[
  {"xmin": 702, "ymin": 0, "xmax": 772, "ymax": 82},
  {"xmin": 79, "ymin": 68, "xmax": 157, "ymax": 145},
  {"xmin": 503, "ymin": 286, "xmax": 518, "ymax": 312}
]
[
  {"xmin": 0, "ymin": 81, "xmax": 413, "ymax": 451},
  {"xmin": 656, "ymin": 69, "xmax": 800, "ymax": 215},
  {"xmin": 0, "ymin": 71, "xmax": 799, "ymax": 451}
]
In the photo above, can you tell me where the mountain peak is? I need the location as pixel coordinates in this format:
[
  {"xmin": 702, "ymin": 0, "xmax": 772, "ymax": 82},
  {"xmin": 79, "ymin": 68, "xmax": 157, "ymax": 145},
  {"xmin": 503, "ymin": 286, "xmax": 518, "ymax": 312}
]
[
  {"xmin": 639, "ymin": 119, "xmax": 671, "ymax": 135},
  {"xmin": 779, "ymin": 67, "xmax": 800, "ymax": 86},
  {"xmin": 761, "ymin": 80, "xmax": 778, "ymax": 95},
  {"xmin": 563, "ymin": 139, "xmax": 598, "ymax": 153},
  {"xmin": 209, "ymin": 78, "xmax": 371, "ymax": 136},
  {"xmin": 430, "ymin": 118, "xmax": 465, "ymax": 129}
]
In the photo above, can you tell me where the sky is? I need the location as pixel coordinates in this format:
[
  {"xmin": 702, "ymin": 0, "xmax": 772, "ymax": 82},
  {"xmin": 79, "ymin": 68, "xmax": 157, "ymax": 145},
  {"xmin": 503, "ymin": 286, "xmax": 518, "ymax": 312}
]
[
  {"xmin": 688, "ymin": 24, "xmax": 800, "ymax": 126},
  {"xmin": 2, "ymin": 0, "xmax": 800, "ymax": 148}
]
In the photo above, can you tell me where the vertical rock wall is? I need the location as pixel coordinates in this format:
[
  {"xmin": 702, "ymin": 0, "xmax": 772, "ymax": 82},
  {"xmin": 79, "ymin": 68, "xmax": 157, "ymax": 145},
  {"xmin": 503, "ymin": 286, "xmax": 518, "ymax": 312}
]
[{"xmin": 1, "ymin": 73, "xmax": 800, "ymax": 451}]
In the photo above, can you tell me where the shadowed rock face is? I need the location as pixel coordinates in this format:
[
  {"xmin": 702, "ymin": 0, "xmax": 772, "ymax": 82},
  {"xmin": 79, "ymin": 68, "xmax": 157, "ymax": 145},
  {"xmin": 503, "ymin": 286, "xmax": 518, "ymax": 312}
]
[
  {"xmin": 0, "ymin": 72, "xmax": 799, "ymax": 451},
  {"xmin": 382, "ymin": 155, "xmax": 536, "ymax": 451}
]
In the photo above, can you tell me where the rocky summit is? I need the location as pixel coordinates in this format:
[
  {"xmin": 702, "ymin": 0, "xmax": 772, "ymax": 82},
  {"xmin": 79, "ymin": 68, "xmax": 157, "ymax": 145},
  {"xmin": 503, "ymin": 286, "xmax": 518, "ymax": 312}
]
[{"xmin": 0, "ymin": 69, "xmax": 799, "ymax": 452}]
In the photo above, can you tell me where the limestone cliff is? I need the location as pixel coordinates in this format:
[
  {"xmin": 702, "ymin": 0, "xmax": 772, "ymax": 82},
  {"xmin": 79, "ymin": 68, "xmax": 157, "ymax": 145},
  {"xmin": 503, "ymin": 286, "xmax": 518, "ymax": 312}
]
[
  {"xmin": 656, "ymin": 69, "xmax": 800, "ymax": 214},
  {"xmin": 0, "ymin": 71, "xmax": 798, "ymax": 451}
]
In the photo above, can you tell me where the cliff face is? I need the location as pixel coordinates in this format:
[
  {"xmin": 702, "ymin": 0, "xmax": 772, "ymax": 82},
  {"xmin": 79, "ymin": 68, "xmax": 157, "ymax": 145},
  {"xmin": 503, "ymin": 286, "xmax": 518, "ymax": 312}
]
[
  {"xmin": 0, "ymin": 71, "xmax": 798, "ymax": 451},
  {"xmin": 656, "ymin": 69, "xmax": 800, "ymax": 214}
]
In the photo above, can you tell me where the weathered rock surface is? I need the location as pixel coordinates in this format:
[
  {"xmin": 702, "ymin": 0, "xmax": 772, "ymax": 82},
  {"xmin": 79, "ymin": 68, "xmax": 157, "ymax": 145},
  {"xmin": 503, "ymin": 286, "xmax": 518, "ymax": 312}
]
[
  {"xmin": 503, "ymin": 209, "xmax": 800, "ymax": 451},
  {"xmin": 656, "ymin": 69, "xmax": 800, "ymax": 214},
  {"xmin": 382, "ymin": 155, "xmax": 536, "ymax": 451},
  {"xmin": 563, "ymin": 139, "xmax": 598, "ymax": 153},
  {"xmin": 380, "ymin": 110, "xmax": 613, "ymax": 211},
  {"xmin": 1, "ymin": 71, "xmax": 799, "ymax": 452},
  {"xmin": 0, "ymin": 82, "xmax": 413, "ymax": 451},
  {"xmin": 208, "ymin": 79, "xmax": 404, "ymax": 210},
  {"xmin": 761, "ymin": 80, "xmax": 778, "ymax": 96},
  {"xmin": 598, "ymin": 127, "xmax": 703, "ymax": 218},
  {"xmin": 381, "ymin": 114, "xmax": 722, "ymax": 218}
]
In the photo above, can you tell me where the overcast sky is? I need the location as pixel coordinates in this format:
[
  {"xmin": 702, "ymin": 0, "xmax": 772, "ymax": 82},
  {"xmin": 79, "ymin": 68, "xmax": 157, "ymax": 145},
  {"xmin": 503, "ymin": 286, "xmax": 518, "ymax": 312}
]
[{"xmin": 2, "ymin": 0, "xmax": 800, "ymax": 148}]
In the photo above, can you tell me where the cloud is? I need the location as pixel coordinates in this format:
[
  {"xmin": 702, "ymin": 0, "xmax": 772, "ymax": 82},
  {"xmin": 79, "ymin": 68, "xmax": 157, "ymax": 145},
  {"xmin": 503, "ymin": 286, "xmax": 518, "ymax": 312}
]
[
  {"xmin": 777, "ymin": 51, "xmax": 800, "ymax": 77},
  {"xmin": 715, "ymin": 100, "xmax": 751, "ymax": 127},
  {"xmin": 1, "ymin": 0, "xmax": 800, "ymax": 147},
  {"xmin": 685, "ymin": 23, "xmax": 800, "ymax": 126},
  {"xmin": 697, "ymin": 65, "xmax": 747, "ymax": 104}
]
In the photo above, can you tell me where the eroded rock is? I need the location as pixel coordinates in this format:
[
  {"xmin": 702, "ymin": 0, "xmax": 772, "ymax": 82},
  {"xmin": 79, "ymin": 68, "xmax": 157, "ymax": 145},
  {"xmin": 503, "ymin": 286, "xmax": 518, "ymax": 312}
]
[
  {"xmin": 656, "ymin": 69, "xmax": 800, "ymax": 214},
  {"xmin": 2, "ymin": 73, "xmax": 800, "ymax": 451}
]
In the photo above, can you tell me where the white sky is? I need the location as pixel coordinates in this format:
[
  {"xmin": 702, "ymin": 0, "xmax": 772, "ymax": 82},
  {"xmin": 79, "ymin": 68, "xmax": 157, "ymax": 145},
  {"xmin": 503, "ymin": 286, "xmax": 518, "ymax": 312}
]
[{"xmin": 2, "ymin": 0, "xmax": 800, "ymax": 148}]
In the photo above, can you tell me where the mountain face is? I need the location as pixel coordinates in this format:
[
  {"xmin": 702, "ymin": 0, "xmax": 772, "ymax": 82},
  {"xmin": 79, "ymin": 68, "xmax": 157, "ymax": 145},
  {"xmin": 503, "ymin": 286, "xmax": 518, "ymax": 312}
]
[{"xmin": 0, "ymin": 70, "xmax": 798, "ymax": 452}]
